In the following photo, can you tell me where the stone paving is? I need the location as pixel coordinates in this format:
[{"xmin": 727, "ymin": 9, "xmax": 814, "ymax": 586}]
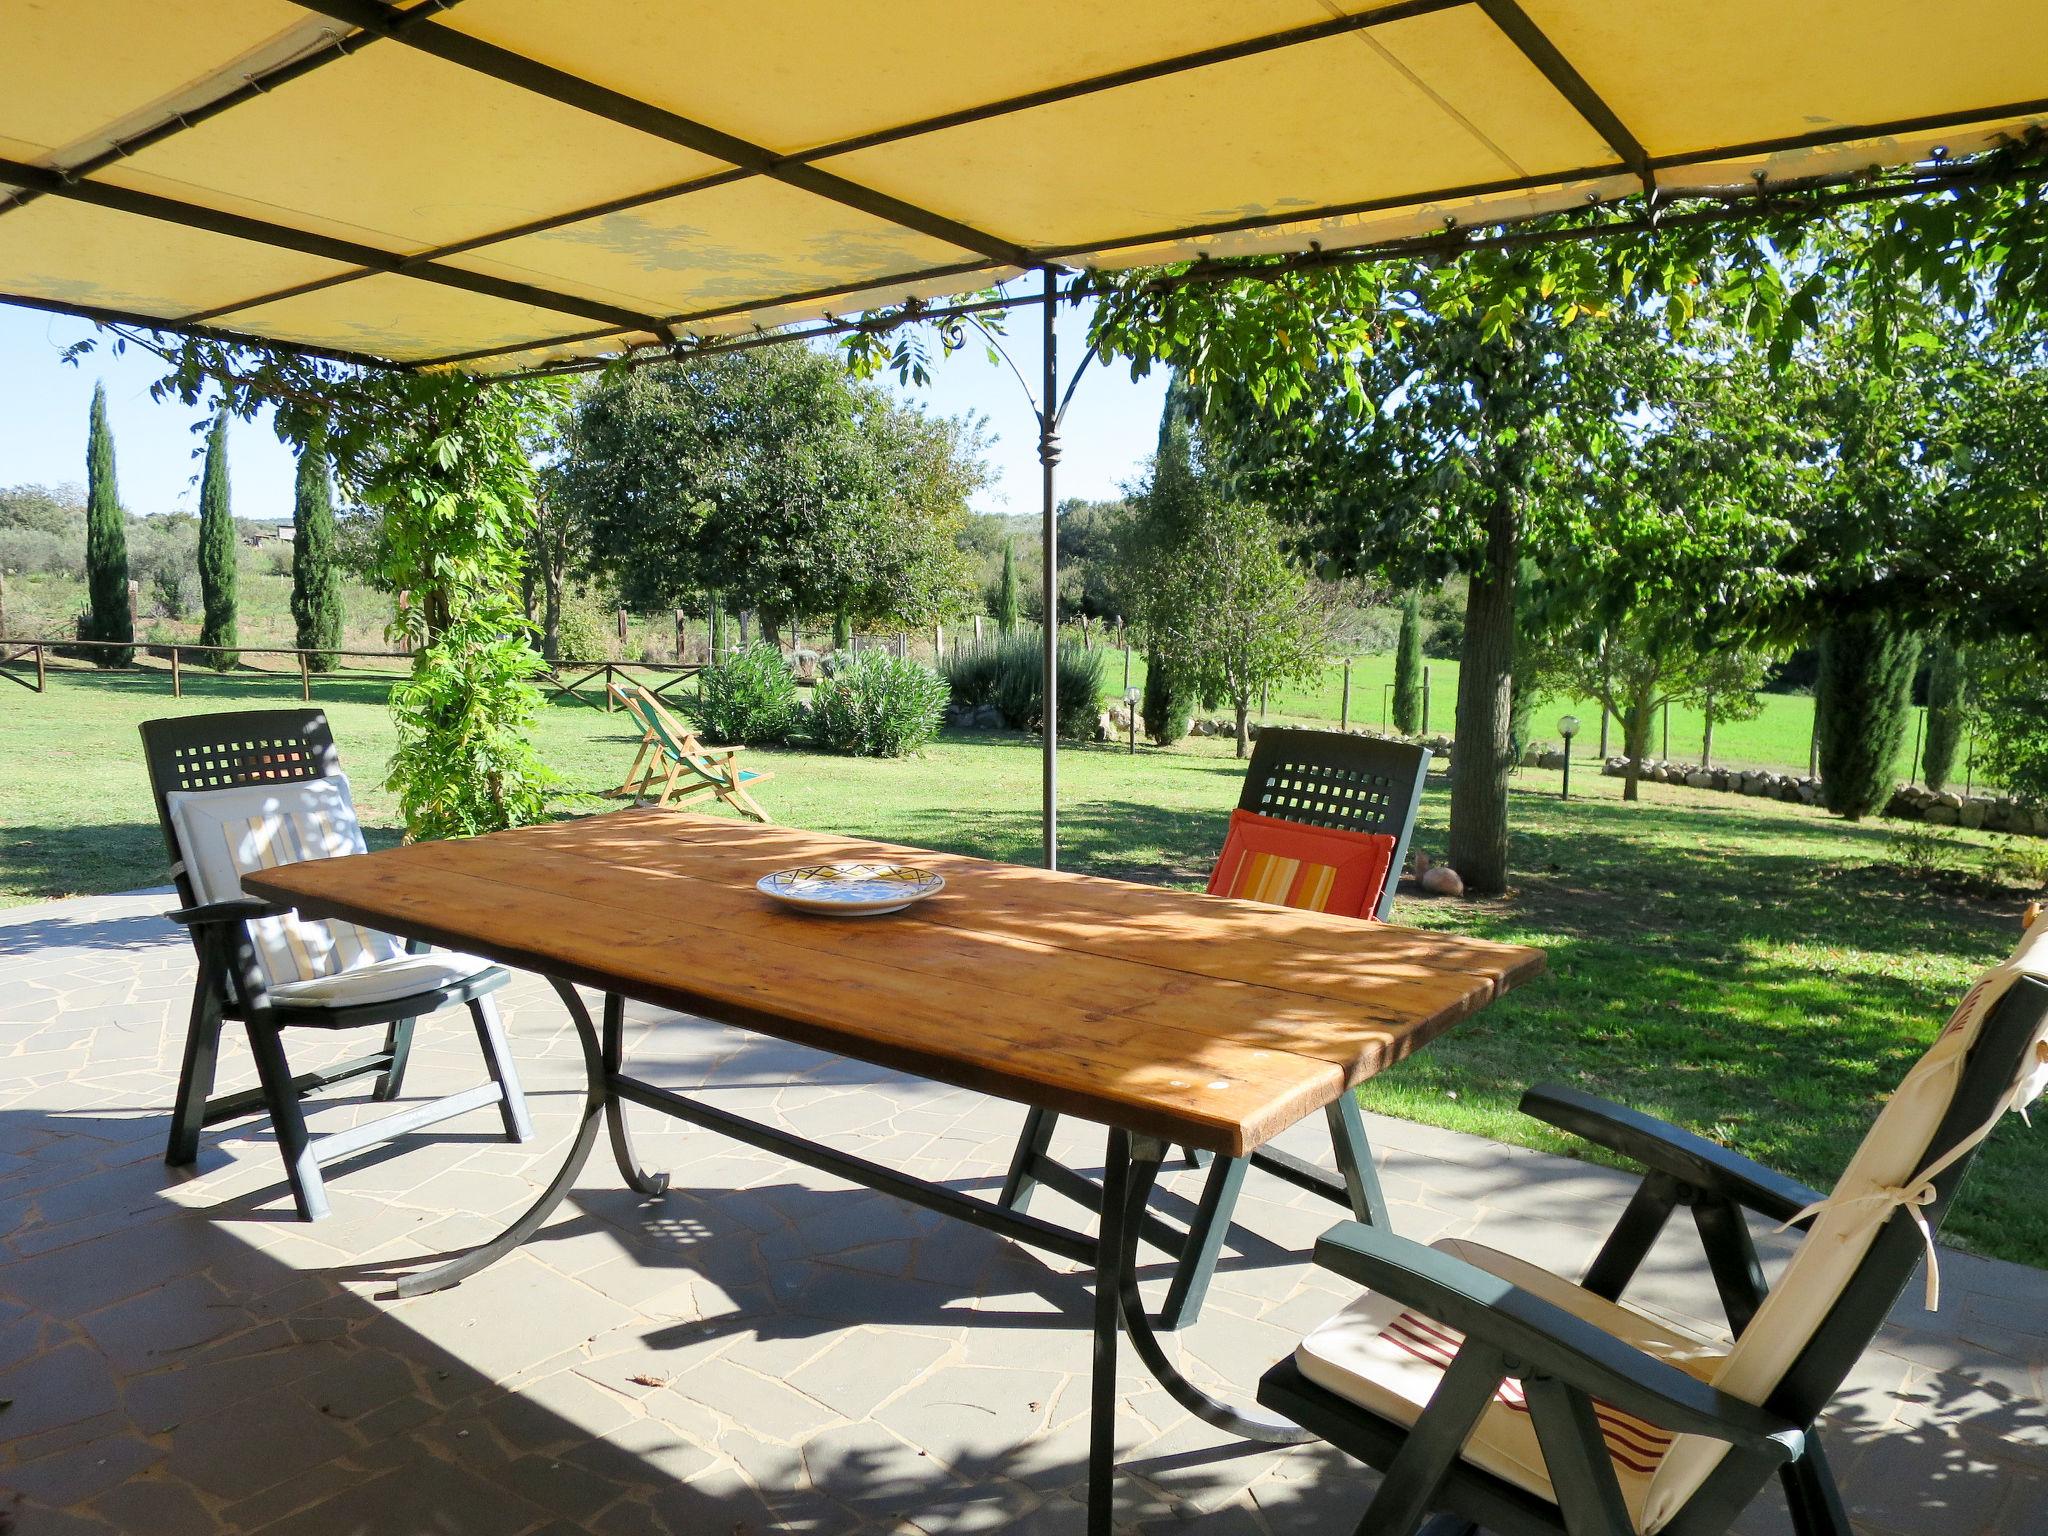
[{"xmin": 2, "ymin": 888, "xmax": 2046, "ymax": 1535}]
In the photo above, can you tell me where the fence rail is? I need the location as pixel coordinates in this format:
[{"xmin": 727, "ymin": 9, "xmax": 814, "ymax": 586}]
[{"xmin": 0, "ymin": 637, "xmax": 699, "ymax": 706}]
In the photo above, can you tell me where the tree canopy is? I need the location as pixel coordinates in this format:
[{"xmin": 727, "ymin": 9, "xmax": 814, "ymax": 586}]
[{"xmin": 560, "ymin": 348, "xmax": 985, "ymax": 643}]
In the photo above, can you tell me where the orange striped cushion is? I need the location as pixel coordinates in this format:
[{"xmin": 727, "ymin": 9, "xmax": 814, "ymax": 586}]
[{"xmin": 1206, "ymin": 809, "xmax": 1396, "ymax": 920}]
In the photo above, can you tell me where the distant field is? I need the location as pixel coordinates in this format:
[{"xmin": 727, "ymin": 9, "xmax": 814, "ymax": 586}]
[
  {"xmin": 1102, "ymin": 647, "xmax": 1946, "ymax": 784},
  {"xmin": 7, "ymin": 553, "xmax": 1956, "ymax": 784}
]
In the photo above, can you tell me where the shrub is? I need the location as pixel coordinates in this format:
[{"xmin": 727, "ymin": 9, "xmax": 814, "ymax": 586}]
[
  {"xmin": 1986, "ymin": 835, "xmax": 2048, "ymax": 892},
  {"xmin": 150, "ymin": 563, "xmax": 195, "ymax": 620},
  {"xmin": 1884, "ymin": 823, "xmax": 1962, "ymax": 881},
  {"xmin": 554, "ymin": 588, "xmax": 613, "ymax": 661},
  {"xmin": 944, "ymin": 630, "xmax": 1104, "ymax": 739},
  {"xmin": 809, "ymin": 650, "xmax": 948, "ymax": 757},
  {"xmin": 692, "ymin": 643, "xmax": 800, "ymax": 744},
  {"xmin": 0, "ymin": 526, "xmax": 80, "ymax": 577}
]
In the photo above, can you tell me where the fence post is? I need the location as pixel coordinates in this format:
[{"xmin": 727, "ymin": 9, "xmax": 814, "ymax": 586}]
[
  {"xmin": 616, "ymin": 608, "xmax": 628, "ymax": 644},
  {"xmin": 604, "ymin": 663, "xmax": 615, "ymax": 711},
  {"xmin": 35, "ymin": 641, "xmax": 46, "ymax": 693},
  {"xmin": 299, "ymin": 651, "xmax": 312, "ymax": 702},
  {"xmin": 675, "ymin": 609, "xmax": 685, "ymax": 659},
  {"xmin": 171, "ymin": 647, "xmax": 182, "ymax": 699},
  {"xmin": 974, "ymin": 615, "xmax": 984, "ymax": 644},
  {"xmin": 933, "ymin": 622, "xmax": 943, "ymax": 660},
  {"xmin": 1341, "ymin": 658, "xmax": 1352, "ymax": 732}
]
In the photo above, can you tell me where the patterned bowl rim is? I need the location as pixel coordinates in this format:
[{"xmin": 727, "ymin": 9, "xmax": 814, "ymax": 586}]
[{"xmin": 757, "ymin": 862, "xmax": 945, "ymax": 897}]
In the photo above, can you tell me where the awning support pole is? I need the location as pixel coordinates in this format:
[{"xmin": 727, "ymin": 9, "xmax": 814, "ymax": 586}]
[{"xmin": 1038, "ymin": 269, "xmax": 1060, "ymax": 870}]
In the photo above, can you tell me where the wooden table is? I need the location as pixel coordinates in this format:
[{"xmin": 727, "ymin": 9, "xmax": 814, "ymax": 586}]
[{"xmin": 245, "ymin": 809, "xmax": 1543, "ymax": 1532}]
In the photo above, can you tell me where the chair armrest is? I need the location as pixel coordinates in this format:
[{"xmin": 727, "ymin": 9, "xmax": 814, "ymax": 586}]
[
  {"xmin": 166, "ymin": 898, "xmax": 288, "ymax": 927},
  {"xmin": 1311, "ymin": 1222, "xmax": 1805, "ymax": 1463},
  {"xmin": 1521, "ymin": 1083, "xmax": 1824, "ymax": 1226}
]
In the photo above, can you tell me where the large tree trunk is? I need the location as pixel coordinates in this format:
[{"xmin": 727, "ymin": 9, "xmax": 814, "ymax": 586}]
[
  {"xmin": 1446, "ymin": 491, "xmax": 1518, "ymax": 895},
  {"xmin": 1621, "ymin": 697, "xmax": 1654, "ymax": 802},
  {"xmin": 539, "ymin": 563, "xmax": 562, "ymax": 664},
  {"xmin": 1234, "ymin": 696, "xmax": 1251, "ymax": 759}
]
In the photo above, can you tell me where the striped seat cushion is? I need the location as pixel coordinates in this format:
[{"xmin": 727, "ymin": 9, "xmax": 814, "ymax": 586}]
[
  {"xmin": 1206, "ymin": 808, "xmax": 1396, "ymax": 919},
  {"xmin": 165, "ymin": 775, "xmax": 403, "ymax": 991},
  {"xmin": 1296, "ymin": 1238, "xmax": 1725, "ymax": 1532}
]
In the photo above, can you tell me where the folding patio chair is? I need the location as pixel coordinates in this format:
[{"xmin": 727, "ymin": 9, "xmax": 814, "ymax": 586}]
[
  {"xmin": 1258, "ymin": 922, "xmax": 2048, "ymax": 1536},
  {"xmin": 1000, "ymin": 728, "xmax": 1432, "ymax": 1328},
  {"xmin": 143, "ymin": 709, "xmax": 533, "ymax": 1222},
  {"xmin": 615, "ymin": 680, "xmax": 775, "ymax": 822}
]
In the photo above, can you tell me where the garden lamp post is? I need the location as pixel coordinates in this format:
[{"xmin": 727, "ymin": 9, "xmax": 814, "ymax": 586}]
[
  {"xmin": 1125, "ymin": 686, "xmax": 1140, "ymax": 756},
  {"xmin": 1558, "ymin": 714, "xmax": 1581, "ymax": 801}
]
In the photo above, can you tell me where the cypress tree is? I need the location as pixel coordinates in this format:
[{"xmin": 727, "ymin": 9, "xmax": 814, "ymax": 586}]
[
  {"xmin": 1392, "ymin": 590, "xmax": 1423, "ymax": 734},
  {"xmin": 1922, "ymin": 638, "xmax": 1966, "ymax": 793},
  {"xmin": 1141, "ymin": 650, "xmax": 1197, "ymax": 746},
  {"xmin": 83, "ymin": 383, "xmax": 132, "ymax": 666},
  {"xmin": 1816, "ymin": 611, "xmax": 1920, "ymax": 819},
  {"xmin": 196, "ymin": 412, "xmax": 239, "ymax": 670},
  {"xmin": 289, "ymin": 438, "xmax": 343, "ymax": 670},
  {"xmin": 995, "ymin": 539, "xmax": 1021, "ymax": 635}
]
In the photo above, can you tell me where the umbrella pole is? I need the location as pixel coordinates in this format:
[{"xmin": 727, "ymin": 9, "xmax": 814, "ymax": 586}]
[{"xmin": 1039, "ymin": 269, "xmax": 1060, "ymax": 871}]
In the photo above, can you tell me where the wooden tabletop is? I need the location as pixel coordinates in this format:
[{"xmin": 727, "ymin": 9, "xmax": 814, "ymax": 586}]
[{"xmin": 243, "ymin": 810, "xmax": 1545, "ymax": 1156}]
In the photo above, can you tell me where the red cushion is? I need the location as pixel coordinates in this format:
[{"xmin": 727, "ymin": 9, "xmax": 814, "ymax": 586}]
[{"xmin": 1206, "ymin": 809, "xmax": 1396, "ymax": 920}]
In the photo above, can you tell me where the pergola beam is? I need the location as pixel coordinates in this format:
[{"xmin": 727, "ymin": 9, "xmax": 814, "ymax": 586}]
[
  {"xmin": 0, "ymin": 289, "xmax": 405, "ymax": 371},
  {"xmin": 1474, "ymin": 0, "xmax": 1651, "ymax": 189},
  {"xmin": 0, "ymin": 154, "xmax": 670, "ymax": 336},
  {"xmin": 283, "ymin": 0, "xmax": 1046, "ymax": 271}
]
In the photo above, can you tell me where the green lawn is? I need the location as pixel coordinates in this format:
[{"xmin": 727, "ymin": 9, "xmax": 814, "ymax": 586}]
[{"xmin": 2, "ymin": 667, "xmax": 2040, "ymax": 1266}]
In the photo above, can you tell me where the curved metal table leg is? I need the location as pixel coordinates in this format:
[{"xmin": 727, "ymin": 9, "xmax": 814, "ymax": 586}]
[
  {"xmin": 392, "ymin": 977, "xmax": 605, "ymax": 1299},
  {"xmin": 602, "ymin": 991, "xmax": 670, "ymax": 1197},
  {"xmin": 1117, "ymin": 1141, "xmax": 1314, "ymax": 1446}
]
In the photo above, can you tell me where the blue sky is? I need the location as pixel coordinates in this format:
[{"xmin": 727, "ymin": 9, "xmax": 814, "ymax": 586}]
[{"xmin": 0, "ymin": 298, "xmax": 1167, "ymax": 522}]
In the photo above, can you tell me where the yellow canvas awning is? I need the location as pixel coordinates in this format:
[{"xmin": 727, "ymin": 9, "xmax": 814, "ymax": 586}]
[{"xmin": 4, "ymin": 0, "xmax": 2044, "ymax": 373}]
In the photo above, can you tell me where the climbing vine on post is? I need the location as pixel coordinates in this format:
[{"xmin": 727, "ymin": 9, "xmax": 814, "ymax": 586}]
[
  {"xmin": 361, "ymin": 376, "xmax": 569, "ymax": 839},
  {"xmin": 74, "ymin": 329, "xmax": 569, "ymax": 842}
]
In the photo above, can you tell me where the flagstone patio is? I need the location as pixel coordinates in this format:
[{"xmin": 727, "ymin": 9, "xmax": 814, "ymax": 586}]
[{"xmin": 2, "ymin": 887, "xmax": 2044, "ymax": 1535}]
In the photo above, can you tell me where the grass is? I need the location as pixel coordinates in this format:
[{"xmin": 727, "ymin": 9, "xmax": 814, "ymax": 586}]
[
  {"xmin": 3, "ymin": 668, "xmax": 2041, "ymax": 1267},
  {"xmin": 1109, "ymin": 646, "xmax": 1948, "ymax": 783}
]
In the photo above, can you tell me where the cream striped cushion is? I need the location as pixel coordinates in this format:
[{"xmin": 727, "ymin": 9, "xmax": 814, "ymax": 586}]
[
  {"xmin": 165, "ymin": 775, "xmax": 402, "ymax": 991},
  {"xmin": 1297, "ymin": 1237, "xmax": 1725, "ymax": 1531}
]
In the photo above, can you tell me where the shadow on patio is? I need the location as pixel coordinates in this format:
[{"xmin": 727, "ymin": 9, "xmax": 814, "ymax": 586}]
[{"xmin": 2, "ymin": 892, "xmax": 2045, "ymax": 1533}]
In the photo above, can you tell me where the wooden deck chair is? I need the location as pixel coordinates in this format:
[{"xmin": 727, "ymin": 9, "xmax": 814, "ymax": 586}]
[
  {"xmin": 1257, "ymin": 925, "xmax": 2048, "ymax": 1536},
  {"xmin": 1000, "ymin": 728, "xmax": 1432, "ymax": 1328},
  {"xmin": 142, "ymin": 709, "xmax": 532, "ymax": 1223},
  {"xmin": 618, "ymin": 681, "xmax": 775, "ymax": 822},
  {"xmin": 606, "ymin": 678, "xmax": 661, "ymax": 799}
]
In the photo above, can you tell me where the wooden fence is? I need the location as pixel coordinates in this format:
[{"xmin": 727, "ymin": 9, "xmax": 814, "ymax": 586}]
[{"xmin": 0, "ymin": 637, "xmax": 698, "ymax": 707}]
